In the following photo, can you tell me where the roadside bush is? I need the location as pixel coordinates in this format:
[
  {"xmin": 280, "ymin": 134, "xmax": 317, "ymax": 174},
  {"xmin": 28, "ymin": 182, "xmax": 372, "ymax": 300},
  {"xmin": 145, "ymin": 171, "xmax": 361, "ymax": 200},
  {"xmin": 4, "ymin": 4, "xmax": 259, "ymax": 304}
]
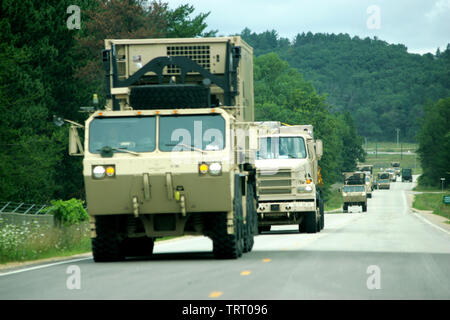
[{"xmin": 43, "ymin": 198, "xmax": 88, "ymax": 227}]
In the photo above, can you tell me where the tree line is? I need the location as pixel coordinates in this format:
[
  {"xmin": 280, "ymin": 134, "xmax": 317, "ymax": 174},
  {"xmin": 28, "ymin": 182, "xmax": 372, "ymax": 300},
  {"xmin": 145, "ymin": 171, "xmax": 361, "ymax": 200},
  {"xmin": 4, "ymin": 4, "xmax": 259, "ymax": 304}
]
[
  {"xmin": 0, "ymin": 0, "xmax": 216, "ymax": 203},
  {"xmin": 241, "ymin": 28, "xmax": 450, "ymax": 142}
]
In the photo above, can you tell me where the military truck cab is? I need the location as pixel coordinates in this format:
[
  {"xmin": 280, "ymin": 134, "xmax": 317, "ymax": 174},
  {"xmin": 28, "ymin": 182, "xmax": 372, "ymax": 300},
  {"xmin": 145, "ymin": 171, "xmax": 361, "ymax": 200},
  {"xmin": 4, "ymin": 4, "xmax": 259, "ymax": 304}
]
[
  {"xmin": 255, "ymin": 123, "xmax": 324, "ymax": 234},
  {"xmin": 401, "ymin": 168, "xmax": 413, "ymax": 182},
  {"xmin": 377, "ymin": 172, "xmax": 391, "ymax": 189},
  {"xmin": 342, "ymin": 172, "xmax": 367, "ymax": 212}
]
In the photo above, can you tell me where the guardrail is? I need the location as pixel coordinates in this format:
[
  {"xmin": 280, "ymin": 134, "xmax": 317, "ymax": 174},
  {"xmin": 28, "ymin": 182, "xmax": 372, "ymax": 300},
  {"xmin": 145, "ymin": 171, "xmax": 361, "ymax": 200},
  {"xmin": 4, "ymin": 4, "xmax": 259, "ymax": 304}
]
[{"xmin": 0, "ymin": 201, "xmax": 49, "ymax": 215}]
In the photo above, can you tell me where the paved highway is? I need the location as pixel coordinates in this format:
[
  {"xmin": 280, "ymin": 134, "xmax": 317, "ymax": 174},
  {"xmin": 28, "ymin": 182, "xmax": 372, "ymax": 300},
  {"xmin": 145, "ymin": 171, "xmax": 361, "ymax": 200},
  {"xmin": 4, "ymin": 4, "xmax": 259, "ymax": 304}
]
[{"xmin": 1, "ymin": 179, "xmax": 449, "ymax": 300}]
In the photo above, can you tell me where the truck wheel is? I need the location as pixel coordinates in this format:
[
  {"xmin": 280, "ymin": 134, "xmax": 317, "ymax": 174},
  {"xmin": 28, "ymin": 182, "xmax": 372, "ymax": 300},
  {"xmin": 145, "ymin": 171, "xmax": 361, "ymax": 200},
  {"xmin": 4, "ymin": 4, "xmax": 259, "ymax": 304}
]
[
  {"xmin": 304, "ymin": 211, "xmax": 318, "ymax": 233},
  {"xmin": 92, "ymin": 216, "xmax": 125, "ymax": 262},
  {"xmin": 258, "ymin": 226, "xmax": 271, "ymax": 233},
  {"xmin": 343, "ymin": 204, "xmax": 348, "ymax": 213},
  {"xmin": 319, "ymin": 196, "xmax": 324, "ymax": 230},
  {"xmin": 243, "ymin": 181, "xmax": 256, "ymax": 253},
  {"xmin": 211, "ymin": 175, "xmax": 244, "ymax": 259},
  {"xmin": 362, "ymin": 203, "xmax": 367, "ymax": 212},
  {"xmin": 123, "ymin": 237, "xmax": 154, "ymax": 257}
]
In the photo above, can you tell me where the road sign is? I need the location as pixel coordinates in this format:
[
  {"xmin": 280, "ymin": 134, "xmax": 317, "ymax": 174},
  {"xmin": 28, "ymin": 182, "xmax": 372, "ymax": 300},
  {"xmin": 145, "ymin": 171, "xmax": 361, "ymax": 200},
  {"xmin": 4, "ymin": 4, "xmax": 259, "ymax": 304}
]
[{"xmin": 443, "ymin": 195, "xmax": 450, "ymax": 205}]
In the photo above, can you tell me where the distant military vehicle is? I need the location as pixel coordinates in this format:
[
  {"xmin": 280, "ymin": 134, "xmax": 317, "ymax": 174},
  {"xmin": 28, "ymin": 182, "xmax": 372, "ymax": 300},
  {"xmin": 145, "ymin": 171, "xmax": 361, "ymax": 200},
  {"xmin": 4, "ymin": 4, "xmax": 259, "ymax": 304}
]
[
  {"xmin": 365, "ymin": 174, "xmax": 373, "ymax": 198},
  {"xmin": 342, "ymin": 172, "xmax": 367, "ymax": 212},
  {"xmin": 255, "ymin": 123, "xmax": 324, "ymax": 234},
  {"xmin": 386, "ymin": 168, "xmax": 397, "ymax": 182},
  {"xmin": 357, "ymin": 164, "xmax": 373, "ymax": 175},
  {"xmin": 391, "ymin": 162, "xmax": 401, "ymax": 176},
  {"xmin": 66, "ymin": 36, "xmax": 260, "ymax": 261},
  {"xmin": 377, "ymin": 172, "xmax": 391, "ymax": 189},
  {"xmin": 401, "ymin": 168, "xmax": 413, "ymax": 182}
]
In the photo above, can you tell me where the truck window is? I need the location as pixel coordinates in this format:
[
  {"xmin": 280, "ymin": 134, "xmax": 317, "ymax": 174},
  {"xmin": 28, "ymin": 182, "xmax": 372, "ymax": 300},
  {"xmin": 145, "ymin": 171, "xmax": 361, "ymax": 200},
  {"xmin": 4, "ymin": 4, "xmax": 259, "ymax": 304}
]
[
  {"xmin": 89, "ymin": 116, "xmax": 156, "ymax": 153},
  {"xmin": 257, "ymin": 137, "xmax": 307, "ymax": 160},
  {"xmin": 343, "ymin": 185, "xmax": 365, "ymax": 192},
  {"xmin": 159, "ymin": 114, "xmax": 226, "ymax": 152}
]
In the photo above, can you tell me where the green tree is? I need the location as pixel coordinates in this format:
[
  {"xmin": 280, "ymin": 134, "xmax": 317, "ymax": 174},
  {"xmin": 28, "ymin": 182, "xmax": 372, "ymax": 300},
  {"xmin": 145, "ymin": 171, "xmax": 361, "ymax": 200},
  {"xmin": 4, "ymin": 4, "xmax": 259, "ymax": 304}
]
[{"xmin": 416, "ymin": 98, "xmax": 450, "ymax": 187}]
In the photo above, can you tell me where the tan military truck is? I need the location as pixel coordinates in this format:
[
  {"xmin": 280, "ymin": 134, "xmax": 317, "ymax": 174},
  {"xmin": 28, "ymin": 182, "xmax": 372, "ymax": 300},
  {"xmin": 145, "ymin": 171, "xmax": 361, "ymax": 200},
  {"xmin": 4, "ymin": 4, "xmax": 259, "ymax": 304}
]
[
  {"xmin": 66, "ymin": 37, "xmax": 260, "ymax": 261},
  {"xmin": 255, "ymin": 123, "xmax": 324, "ymax": 233},
  {"xmin": 357, "ymin": 164, "xmax": 373, "ymax": 176},
  {"xmin": 342, "ymin": 172, "xmax": 367, "ymax": 212},
  {"xmin": 386, "ymin": 168, "xmax": 397, "ymax": 182},
  {"xmin": 377, "ymin": 172, "xmax": 391, "ymax": 189}
]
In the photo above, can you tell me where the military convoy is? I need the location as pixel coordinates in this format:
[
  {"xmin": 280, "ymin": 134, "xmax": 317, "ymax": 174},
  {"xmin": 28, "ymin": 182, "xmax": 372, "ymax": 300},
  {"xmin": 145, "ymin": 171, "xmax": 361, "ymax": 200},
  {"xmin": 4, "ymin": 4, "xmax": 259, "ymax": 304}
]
[
  {"xmin": 254, "ymin": 123, "xmax": 324, "ymax": 233},
  {"xmin": 391, "ymin": 162, "xmax": 401, "ymax": 177},
  {"xmin": 342, "ymin": 172, "xmax": 368, "ymax": 212},
  {"xmin": 67, "ymin": 36, "xmax": 263, "ymax": 261}
]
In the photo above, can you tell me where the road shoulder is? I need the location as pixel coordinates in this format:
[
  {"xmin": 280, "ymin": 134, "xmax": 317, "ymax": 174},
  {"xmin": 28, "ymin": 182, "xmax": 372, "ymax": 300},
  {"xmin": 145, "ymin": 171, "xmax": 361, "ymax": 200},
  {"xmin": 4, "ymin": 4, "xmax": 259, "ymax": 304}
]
[{"xmin": 406, "ymin": 192, "xmax": 450, "ymax": 233}]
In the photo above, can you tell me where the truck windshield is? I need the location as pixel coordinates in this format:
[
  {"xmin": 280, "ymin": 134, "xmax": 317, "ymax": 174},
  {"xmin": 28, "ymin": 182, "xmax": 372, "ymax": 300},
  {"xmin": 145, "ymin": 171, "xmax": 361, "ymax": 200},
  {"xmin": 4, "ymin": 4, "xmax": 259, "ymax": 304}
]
[
  {"xmin": 343, "ymin": 186, "xmax": 365, "ymax": 192},
  {"xmin": 89, "ymin": 116, "xmax": 156, "ymax": 153},
  {"xmin": 159, "ymin": 114, "xmax": 225, "ymax": 152},
  {"xmin": 257, "ymin": 137, "xmax": 307, "ymax": 159}
]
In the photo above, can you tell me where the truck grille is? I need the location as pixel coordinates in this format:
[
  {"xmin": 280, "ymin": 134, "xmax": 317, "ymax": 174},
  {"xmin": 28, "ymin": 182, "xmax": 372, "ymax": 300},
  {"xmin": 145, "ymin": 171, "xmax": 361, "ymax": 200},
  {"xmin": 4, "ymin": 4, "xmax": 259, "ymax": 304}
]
[
  {"xmin": 257, "ymin": 169, "xmax": 293, "ymax": 195},
  {"xmin": 166, "ymin": 45, "xmax": 211, "ymax": 74}
]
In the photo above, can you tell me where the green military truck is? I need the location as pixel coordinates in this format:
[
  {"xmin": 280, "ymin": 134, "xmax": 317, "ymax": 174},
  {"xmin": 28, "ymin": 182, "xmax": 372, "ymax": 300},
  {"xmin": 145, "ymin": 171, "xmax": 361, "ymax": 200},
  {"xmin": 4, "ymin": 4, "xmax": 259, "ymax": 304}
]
[
  {"xmin": 342, "ymin": 172, "xmax": 368, "ymax": 212},
  {"xmin": 401, "ymin": 168, "xmax": 413, "ymax": 182},
  {"xmin": 66, "ymin": 37, "xmax": 260, "ymax": 261},
  {"xmin": 255, "ymin": 123, "xmax": 324, "ymax": 234}
]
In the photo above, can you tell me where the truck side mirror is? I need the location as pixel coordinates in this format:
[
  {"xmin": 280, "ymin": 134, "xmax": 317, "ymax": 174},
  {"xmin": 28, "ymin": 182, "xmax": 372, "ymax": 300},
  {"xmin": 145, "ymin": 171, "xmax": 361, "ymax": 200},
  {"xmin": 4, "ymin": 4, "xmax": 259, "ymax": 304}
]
[
  {"xmin": 315, "ymin": 139, "xmax": 323, "ymax": 160},
  {"xmin": 69, "ymin": 125, "xmax": 84, "ymax": 156}
]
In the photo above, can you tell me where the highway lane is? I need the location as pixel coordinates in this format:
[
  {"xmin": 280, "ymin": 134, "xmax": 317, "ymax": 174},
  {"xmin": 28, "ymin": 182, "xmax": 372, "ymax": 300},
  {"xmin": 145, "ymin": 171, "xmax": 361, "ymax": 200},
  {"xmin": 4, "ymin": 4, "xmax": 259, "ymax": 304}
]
[{"xmin": 0, "ymin": 179, "xmax": 449, "ymax": 300}]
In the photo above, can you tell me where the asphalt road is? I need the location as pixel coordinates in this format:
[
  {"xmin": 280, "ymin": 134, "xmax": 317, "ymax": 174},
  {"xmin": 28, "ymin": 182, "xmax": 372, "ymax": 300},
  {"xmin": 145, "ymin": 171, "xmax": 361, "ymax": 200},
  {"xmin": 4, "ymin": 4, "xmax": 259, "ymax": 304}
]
[{"xmin": 1, "ymin": 178, "xmax": 449, "ymax": 300}]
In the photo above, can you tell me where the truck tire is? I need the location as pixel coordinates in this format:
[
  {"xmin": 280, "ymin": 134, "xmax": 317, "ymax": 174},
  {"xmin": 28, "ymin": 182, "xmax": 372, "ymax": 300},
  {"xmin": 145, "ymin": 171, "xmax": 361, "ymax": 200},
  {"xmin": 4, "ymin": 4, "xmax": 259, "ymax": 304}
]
[
  {"xmin": 92, "ymin": 215, "xmax": 125, "ymax": 262},
  {"xmin": 123, "ymin": 237, "xmax": 154, "ymax": 257},
  {"xmin": 304, "ymin": 211, "xmax": 318, "ymax": 233},
  {"xmin": 243, "ymin": 181, "xmax": 256, "ymax": 253},
  {"xmin": 343, "ymin": 204, "xmax": 348, "ymax": 213},
  {"xmin": 211, "ymin": 175, "xmax": 244, "ymax": 259},
  {"xmin": 259, "ymin": 226, "xmax": 271, "ymax": 233},
  {"xmin": 319, "ymin": 195, "xmax": 324, "ymax": 230},
  {"xmin": 362, "ymin": 203, "xmax": 367, "ymax": 212}
]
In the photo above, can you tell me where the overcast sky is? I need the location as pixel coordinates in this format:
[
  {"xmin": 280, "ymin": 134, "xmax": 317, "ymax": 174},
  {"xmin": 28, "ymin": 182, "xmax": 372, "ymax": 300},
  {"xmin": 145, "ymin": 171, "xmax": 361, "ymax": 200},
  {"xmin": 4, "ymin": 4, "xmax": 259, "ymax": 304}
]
[{"xmin": 166, "ymin": 0, "xmax": 450, "ymax": 54}]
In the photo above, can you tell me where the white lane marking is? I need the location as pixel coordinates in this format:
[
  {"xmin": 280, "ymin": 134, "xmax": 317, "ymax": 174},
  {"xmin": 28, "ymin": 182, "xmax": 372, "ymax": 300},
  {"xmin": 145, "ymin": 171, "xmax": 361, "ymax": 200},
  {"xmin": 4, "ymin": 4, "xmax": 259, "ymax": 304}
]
[
  {"xmin": 404, "ymin": 189, "xmax": 450, "ymax": 236},
  {"xmin": 410, "ymin": 210, "xmax": 450, "ymax": 236},
  {"xmin": 0, "ymin": 257, "xmax": 92, "ymax": 277}
]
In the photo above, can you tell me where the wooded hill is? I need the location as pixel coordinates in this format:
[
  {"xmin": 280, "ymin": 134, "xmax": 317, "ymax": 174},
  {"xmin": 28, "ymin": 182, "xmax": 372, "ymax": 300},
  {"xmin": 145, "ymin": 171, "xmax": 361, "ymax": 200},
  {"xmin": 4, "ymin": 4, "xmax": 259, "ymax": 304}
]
[{"xmin": 241, "ymin": 29, "xmax": 450, "ymax": 142}]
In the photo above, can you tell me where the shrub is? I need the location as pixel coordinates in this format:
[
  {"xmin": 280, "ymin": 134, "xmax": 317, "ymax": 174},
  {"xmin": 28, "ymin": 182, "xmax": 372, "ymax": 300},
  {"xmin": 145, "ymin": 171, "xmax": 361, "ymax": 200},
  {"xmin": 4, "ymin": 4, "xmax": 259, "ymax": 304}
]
[{"xmin": 43, "ymin": 198, "xmax": 88, "ymax": 226}]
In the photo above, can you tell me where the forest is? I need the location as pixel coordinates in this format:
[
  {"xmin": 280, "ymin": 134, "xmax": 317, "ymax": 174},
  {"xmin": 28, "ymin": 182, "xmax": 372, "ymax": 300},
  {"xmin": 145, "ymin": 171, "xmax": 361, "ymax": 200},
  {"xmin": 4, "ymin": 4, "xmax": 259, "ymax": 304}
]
[
  {"xmin": 0, "ymin": 1, "xmax": 447, "ymax": 205},
  {"xmin": 241, "ymin": 28, "xmax": 450, "ymax": 142}
]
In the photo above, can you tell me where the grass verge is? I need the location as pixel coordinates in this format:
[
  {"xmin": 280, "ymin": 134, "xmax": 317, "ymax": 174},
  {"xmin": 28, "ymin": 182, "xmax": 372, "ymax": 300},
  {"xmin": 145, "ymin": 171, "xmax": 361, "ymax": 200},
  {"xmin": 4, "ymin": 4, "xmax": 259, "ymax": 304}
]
[
  {"xmin": 413, "ymin": 192, "xmax": 450, "ymax": 221},
  {"xmin": 324, "ymin": 189, "xmax": 343, "ymax": 212},
  {"xmin": 0, "ymin": 220, "xmax": 91, "ymax": 264}
]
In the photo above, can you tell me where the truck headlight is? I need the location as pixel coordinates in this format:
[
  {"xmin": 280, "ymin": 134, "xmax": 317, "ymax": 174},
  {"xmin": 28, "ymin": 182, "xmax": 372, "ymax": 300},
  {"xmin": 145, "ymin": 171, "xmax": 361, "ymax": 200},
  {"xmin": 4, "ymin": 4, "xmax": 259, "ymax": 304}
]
[
  {"xmin": 298, "ymin": 185, "xmax": 313, "ymax": 192},
  {"xmin": 93, "ymin": 166, "xmax": 106, "ymax": 179},
  {"xmin": 209, "ymin": 162, "xmax": 222, "ymax": 175}
]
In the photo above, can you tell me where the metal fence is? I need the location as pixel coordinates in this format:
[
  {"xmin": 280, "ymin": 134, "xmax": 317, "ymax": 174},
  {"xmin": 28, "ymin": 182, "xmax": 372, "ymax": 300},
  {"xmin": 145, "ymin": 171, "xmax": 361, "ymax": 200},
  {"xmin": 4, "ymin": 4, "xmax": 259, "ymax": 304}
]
[{"xmin": 0, "ymin": 201, "xmax": 49, "ymax": 215}]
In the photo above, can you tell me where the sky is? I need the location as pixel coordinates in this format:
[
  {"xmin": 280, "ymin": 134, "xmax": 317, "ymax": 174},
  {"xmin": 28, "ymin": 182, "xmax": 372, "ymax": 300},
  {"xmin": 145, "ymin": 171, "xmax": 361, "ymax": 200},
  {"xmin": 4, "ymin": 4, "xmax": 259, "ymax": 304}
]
[{"xmin": 166, "ymin": 0, "xmax": 450, "ymax": 55}]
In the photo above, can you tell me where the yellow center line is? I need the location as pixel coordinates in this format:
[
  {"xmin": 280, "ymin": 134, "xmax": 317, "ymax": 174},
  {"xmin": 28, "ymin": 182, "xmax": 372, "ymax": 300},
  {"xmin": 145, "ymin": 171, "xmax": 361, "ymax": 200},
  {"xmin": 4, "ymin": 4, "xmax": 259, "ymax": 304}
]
[
  {"xmin": 240, "ymin": 270, "xmax": 251, "ymax": 276},
  {"xmin": 209, "ymin": 291, "xmax": 223, "ymax": 298},
  {"xmin": 262, "ymin": 258, "xmax": 271, "ymax": 263}
]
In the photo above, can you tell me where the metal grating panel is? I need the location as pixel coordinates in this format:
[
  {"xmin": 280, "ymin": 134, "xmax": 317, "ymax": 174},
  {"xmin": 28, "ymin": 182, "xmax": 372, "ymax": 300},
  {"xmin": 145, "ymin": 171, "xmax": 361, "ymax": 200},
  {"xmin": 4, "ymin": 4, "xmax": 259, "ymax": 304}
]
[
  {"xmin": 257, "ymin": 170, "xmax": 292, "ymax": 195},
  {"xmin": 166, "ymin": 45, "xmax": 210, "ymax": 74}
]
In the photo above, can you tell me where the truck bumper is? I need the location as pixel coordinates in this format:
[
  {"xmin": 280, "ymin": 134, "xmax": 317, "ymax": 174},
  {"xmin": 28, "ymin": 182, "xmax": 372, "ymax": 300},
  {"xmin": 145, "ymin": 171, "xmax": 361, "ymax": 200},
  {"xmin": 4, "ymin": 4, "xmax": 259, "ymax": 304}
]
[{"xmin": 257, "ymin": 200, "xmax": 316, "ymax": 213}]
